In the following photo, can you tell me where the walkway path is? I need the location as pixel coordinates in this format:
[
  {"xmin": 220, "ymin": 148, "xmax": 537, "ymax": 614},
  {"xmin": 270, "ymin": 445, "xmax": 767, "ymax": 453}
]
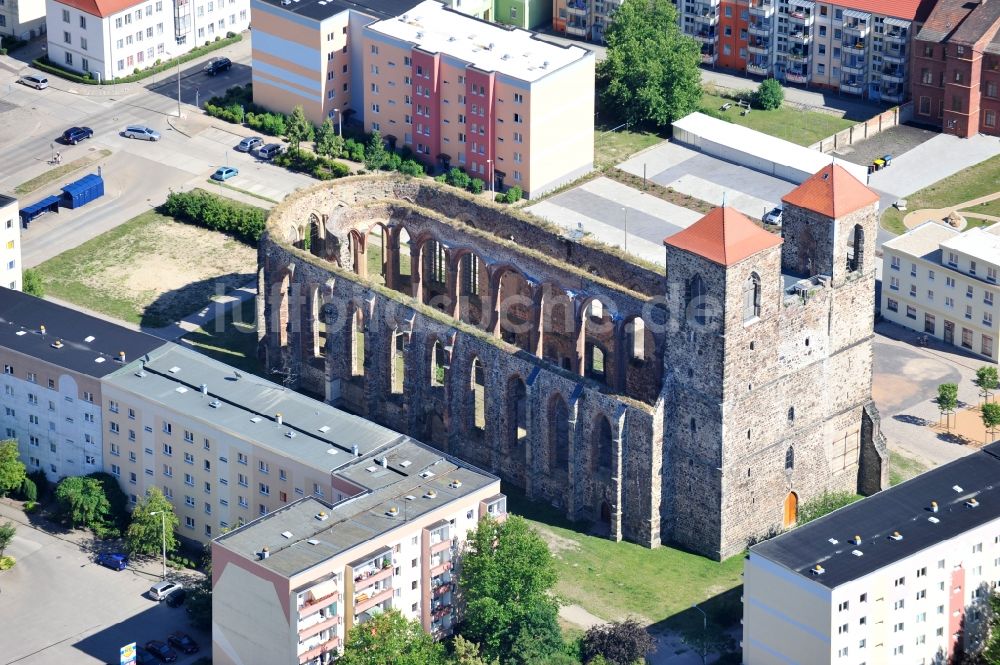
[{"xmin": 902, "ymin": 190, "xmax": 1000, "ymax": 230}]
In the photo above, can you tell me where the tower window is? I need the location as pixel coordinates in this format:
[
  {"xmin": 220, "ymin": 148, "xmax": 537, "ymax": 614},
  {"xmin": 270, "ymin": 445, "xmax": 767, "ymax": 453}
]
[{"xmin": 785, "ymin": 446, "xmax": 794, "ymax": 470}]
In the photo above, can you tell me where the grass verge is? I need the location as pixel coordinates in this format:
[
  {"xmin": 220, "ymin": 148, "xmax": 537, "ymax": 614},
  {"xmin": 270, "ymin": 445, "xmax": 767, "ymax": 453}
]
[
  {"xmin": 180, "ymin": 298, "xmax": 262, "ymax": 376},
  {"xmin": 701, "ymin": 92, "xmax": 854, "ymax": 146},
  {"xmin": 205, "ymin": 179, "xmax": 279, "ymax": 204},
  {"xmin": 880, "ymin": 154, "xmax": 1000, "ymax": 235},
  {"xmin": 593, "ymin": 125, "xmax": 665, "ymax": 171},
  {"xmin": 889, "ymin": 449, "xmax": 928, "ymax": 486},
  {"xmin": 15, "ymin": 149, "xmax": 112, "ymax": 195},
  {"xmin": 507, "ymin": 487, "xmax": 744, "ymax": 634}
]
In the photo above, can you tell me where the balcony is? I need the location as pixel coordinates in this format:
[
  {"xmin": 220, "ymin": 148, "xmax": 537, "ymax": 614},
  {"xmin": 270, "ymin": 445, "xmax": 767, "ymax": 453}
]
[
  {"xmin": 882, "ymin": 68, "xmax": 905, "ymax": 83},
  {"xmin": 298, "ymin": 591, "xmax": 340, "ymax": 618},
  {"xmin": 747, "ymin": 63, "xmax": 769, "ymax": 76},
  {"xmin": 748, "ymin": 41, "xmax": 769, "ymax": 55},
  {"xmin": 788, "ymin": 11, "xmax": 814, "ymax": 27},
  {"xmin": 748, "ymin": 22, "xmax": 771, "ymax": 37},
  {"xmin": 842, "ymin": 21, "xmax": 869, "ymax": 40},
  {"xmin": 787, "ymin": 28, "xmax": 811, "ymax": 44},
  {"xmin": 840, "ymin": 81, "xmax": 864, "ymax": 95},
  {"xmin": 786, "ymin": 49, "xmax": 809, "ymax": 63},
  {"xmin": 883, "ymin": 49, "xmax": 906, "ymax": 64},
  {"xmin": 885, "ymin": 29, "xmax": 907, "ymax": 45},
  {"xmin": 298, "ymin": 615, "xmax": 341, "ymax": 641},
  {"xmin": 430, "ymin": 559, "xmax": 453, "ymax": 578},
  {"xmin": 354, "ymin": 565, "xmax": 392, "ymax": 591},
  {"xmin": 431, "ymin": 537, "xmax": 453, "ymax": 555},
  {"xmin": 431, "ymin": 603, "xmax": 454, "ymax": 621},
  {"xmin": 785, "ymin": 71, "xmax": 808, "ymax": 84},
  {"xmin": 882, "ymin": 88, "xmax": 906, "ymax": 103},
  {"xmin": 565, "ymin": 23, "xmax": 587, "ymax": 36},
  {"xmin": 842, "ymin": 41, "xmax": 866, "ymax": 56},
  {"xmin": 692, "ymin": 11, "xmax": 720, "ymax": 25},
  {"xmin": 840, "ymin": 61, "xmax": 864, "ymax": 76},
  {"xmin": 297, "ymin": 639, "xmax": 339, "ymax": 665},
  {"xmin": 433, "ymin": 580, "xmax": 455, "ymax": 598},
  {"xmin": 354, "ymin": 587, "xmax": 393, "ymax": 613},
  {"xmin": 748, "ymin": 0, "xmax": 773, "ymax": 18},
  {"xmin": 701, "ymin": 52, "xmax": 718, "ymax": 65},
  {"xmin": 565, "ymin": 0, "xmax": 587, "ymax": 15},
  {"xmin": 689, "ymin": 28, "xmax": 717, "ymax": 43}
]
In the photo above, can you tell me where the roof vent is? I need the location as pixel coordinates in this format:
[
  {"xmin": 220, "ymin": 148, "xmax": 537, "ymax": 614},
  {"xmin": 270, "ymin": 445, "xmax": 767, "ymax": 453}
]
[
  {"xmin": 448, "ymin": 36, "xmax": 456, "ymax": 41},
  {"xmin": 307, "ymin": 539, "xmax": 320, "ymax": 545},
  {"xmin": 365, "ymin": 465, "xmax": 379, "ymax": 473},
  {"xmin": 285, "ymin": 430, "xmax": 296, "ymax": 439},
  {"xmin": 94, "ymin": 357, "xmax": 106, "ymax": 364},
  {"xmin": 851, "ymin": 535, "xmax": 862, "ymax": 545},
  {"xmin": 51, "ymin": 339, "xmax": 64, "ymax": 349},
  {"xmin": 209, "ymin": 400, "xmax": 221, "ymax": 409},
  {"xmin": 542, "ymin": 60, "xmax": 550, "ymax": 69},
  {"xmin": 315, "ymin": 511, "xmax": 329, "ymax": 521},
  {"xmin": 889, "ymin": 531, "xmax": 903, "ymax": 541},
  {"xmin": 250, "ymin": 416, "xmax": 262, "ymax": 423},
  {"xmin": 450, "ymin": 480, "xmax": 463, "ymax": 489},
  {"xmin": 425, "ymin": 489, "xmax": 438, "ymax": 499},
  {"xmin": 929, "ymin": 516, "xmax": 941, "ymax": 523},
  {"xmin": 281, "ymin": 0, "xmax": 290, "ymax": 5},
  {"xmin": 953, "ymin": 485, "xmax": 964, "ymax": 493},
  {"xmin": 381, "ymin": 458, "xmax": 388, "ymax": 469},
  {"xmin": 851, "ymin": 549, "xmax": 863, "ymax": 557},
  {"xmin": 352, "ymin": 445, "xmax": 360, "ymax": 457},
  {"xmin": 318, "ymin": 425, "xmax": 330, "ymax": 433},
  {"xmin": 15, "ymin": 331, "xmax": 26, "ymax": 336},
  {"xmin": 168, "ymin": 366, "xmax": 180, "ymax": 374},
  {"xmin": 276, "ymin": 413, "xmax": 283, "ymax": 426},
  {"xmin": 400, "ymin": 460, "xmax": 412, "ymax": 468},
  {"xmin": 39, "ymin": 324, "xmax": 46, "ymax": 335},
  {"xmin": 84, "ymin": 335, "xmax": 95, "ymax": 343},
  {"xmin": 966, "ymin": 498, "xmax": 980, "ymax": 508},
  {"xmin": 930, "ymin": 500, "xmax": 939, "ymax": 513},
  {"xmin": 827, "ymin": 538, "xmax": 839, "ymax": 545},
  {"xmin": 822, "ymin": 172, "xmax": 829, "ymax": 180},
  {"xmin": 259, "ymin": 546, "xmax": 270, "ymax": 560},
  {"xmin": 420, "ymin": 470, "xmax": 435, "ymax": 479},
  {"xmin": 326, "ymin": 449, "xmax": 338, "ymax": 456},
  {"xmin": 281, "ymin": 531, "xmax": 293, "ymax": 539},
  {"xmin": 404, "ymin": 495, "xmax": 416, "ymax": 501},
  {"xmin": 118, "ymin": 351, "xmax": 126, "ymax": 363},
  {"xmin": 416, "ymin": 31, "xmax": 424, "ymax": 39},
  {"xmin": 811, "ymin": 564, "xmax": 825, "ymax": 575},
  {"xmin": 488, "ymin": 42, "xmax": 495, "ymax": 50},
  {"xmin": 200, "ymin": 384, "xmax": 208, "ymax": 396},
  {"xmin": 386, "ymin": 505, "xmax": 399, "ymax": 516},
  {"xmin": 175, "ymin": 386, "xmax": 188, "ymax": 394}
]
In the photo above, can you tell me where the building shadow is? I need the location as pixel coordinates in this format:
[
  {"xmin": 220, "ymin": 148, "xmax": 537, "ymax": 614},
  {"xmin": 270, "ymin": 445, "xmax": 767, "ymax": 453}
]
[{"xmin": 138, "ymin": 271, "xmax": 254, "ymax": 331}]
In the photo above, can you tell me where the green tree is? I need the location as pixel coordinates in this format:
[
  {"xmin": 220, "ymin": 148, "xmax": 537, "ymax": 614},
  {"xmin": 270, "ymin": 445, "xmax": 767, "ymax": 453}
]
[
  {"xmin": 938, "ymin": 382, "xmax": 959, "ymax": 430},
  {"xmin": 459, "ymin": 516, "xmax": 562, "ymax": 664},
  {"xmin": 126, "ymin": 487, "xmax": 179, "ymax": 557},
  {"xmin": 754, "ymin": 78, "xmax": 784, "ymax": 110},
  {"xmin": 599, "ymin": 0, "xmax": 702, "ymax": 127},
  {"xmin": 285, "ymin": 105, "xmax": 315, "ymax": 155},
  {"xmin": 315, "ymin": 117, "xmax": 340, "ymax": 158},
  {"xmin": 364, "ymin": 131, "xmax": 390, "ymax": 171},
  {"xmin": 582, "ymin": 618, "xmax": 655, "ymax": 665},
  {"xmin": 54, "ymin": 476, "xmax": 110, "ymax": 528},
  {"xmin": 796, "ymin": 491, "xmax": 861, "ymax": 525},
  {"xmin": 0, "ymin": 440, "xmax": 26, "ymax": 497},
  {"xmin": 337, "ymin": 609, "xmax": 448, "ymax": 665},
  {"xmin": 19, "ymin": 476, "xmax": 37, "ymax": 503},
  {"xmin": 0, "ymin": 520, "xmax": 15, "ymax": 557},
  {"xmin": 452, "ymin": 636, "xmax": 498, "ymax": 665},
  {"xmin": 983, "ymin": 592, "xmax": 1000, "ymax": 663},
  {"xmin": 976, "ymin": 365, "xmax": 1000, "ymax": 404},
  {"xmin": 983, "ymin": 402, "xmax": 1000, "ymax": 445},
  {"xmin": 21, "ymin": 269, "xmax": 44, "ymax": 297}
]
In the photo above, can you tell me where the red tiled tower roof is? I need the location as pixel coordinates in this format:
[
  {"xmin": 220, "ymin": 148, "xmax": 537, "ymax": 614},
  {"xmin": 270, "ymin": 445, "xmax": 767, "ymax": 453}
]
[
  {"xmin": 664, "ymin": 207, "xmax": 782, "ymax": 267},
  {"xmin": 55, "ymin": 0, "xmax": 143, "ymax": 18},
  {"xmin": 781, "ymin": 164, "xmax": 880, "ymax": 219}
]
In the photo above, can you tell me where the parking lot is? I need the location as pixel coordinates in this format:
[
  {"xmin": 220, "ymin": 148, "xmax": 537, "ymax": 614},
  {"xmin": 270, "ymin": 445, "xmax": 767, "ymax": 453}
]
[{"xmin": 0, "ymin": 502, "xmax": 208, "ymax": 664}]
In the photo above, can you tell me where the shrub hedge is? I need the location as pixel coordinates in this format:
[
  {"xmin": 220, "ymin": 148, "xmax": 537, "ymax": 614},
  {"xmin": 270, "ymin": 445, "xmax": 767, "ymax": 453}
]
[{"xmin": 160, "ymin": 190, "xmax": 268, "ymax": 244}]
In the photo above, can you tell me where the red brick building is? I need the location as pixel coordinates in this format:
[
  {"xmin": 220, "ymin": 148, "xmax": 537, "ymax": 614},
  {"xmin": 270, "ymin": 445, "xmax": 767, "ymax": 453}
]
[{"xmin": 911, "ymin": 0, "xmax": 1000, "ymax": 137}]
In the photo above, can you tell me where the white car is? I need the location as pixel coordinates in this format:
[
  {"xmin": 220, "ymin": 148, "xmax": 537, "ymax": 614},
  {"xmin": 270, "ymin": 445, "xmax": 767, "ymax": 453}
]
[
  {"xmin": 763, "ymin": 206, "xmax": 783, "ymax": 226},
  {"xmin": 19, "ymin": 74, "xmax": 48, "ymax": 89},
  {"xmin": 148, "ymin": 580, "xmax": 183, "ymax": 601},
  {"xmin": 123, "ymin": 125, "xmax": 161, "ymax": 141}
]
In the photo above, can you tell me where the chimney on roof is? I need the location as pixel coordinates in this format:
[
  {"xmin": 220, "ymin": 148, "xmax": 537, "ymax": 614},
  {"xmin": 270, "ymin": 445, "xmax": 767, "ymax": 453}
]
[
  {"xmin": 259, "ymin": 546, "xmax": 270, "ymax": 560},
  {"xmin": 276, "ymin": 413, "xmax": 283, "ymax": 426},
  {"xmin": 381, "ymin": 457, "xmax": 388, "ymax": 469},
  {"xmin": 200, "ymin": 384, "xmax": 208, "ymax": 396},
  {"xmin": 930, "ymin": 500, "xmax": 939, "ymax": 513},
  {"xmin": 118, "ymin": 351, "xmax": 126, "ymax": 363},
  {"xmin": 39, "ymin": 325, "xmax": 46, "ymax": 335},
  {"xmin": 352, "ymin": 444, "xmax": 359, "ymax": 457}
]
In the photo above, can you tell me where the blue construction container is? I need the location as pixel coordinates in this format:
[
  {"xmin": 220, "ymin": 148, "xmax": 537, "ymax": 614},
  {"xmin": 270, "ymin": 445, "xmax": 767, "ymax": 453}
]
[{"xmin": 61, "ymin": 173, "xmax": 104, "ymax": 209}]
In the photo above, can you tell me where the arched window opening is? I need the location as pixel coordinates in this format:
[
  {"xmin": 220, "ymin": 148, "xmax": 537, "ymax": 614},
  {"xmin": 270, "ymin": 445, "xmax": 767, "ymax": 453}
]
[
  {"xmin": 595, "ymin": 416, "xmax": 613, "ymax": 472},
  {"xmin": 430, "ymin": 240, "xmax": 447, "ymax": 285},
  {"xmin": 312, "ymin": 287, "xmax": 326, "ymax": 358},
  {"xmin": 785, "ymin": 446, "xmax": 794, "ymax": 470},
  {"xmin": 307, "ymin": 214, "xmax": 322, "ymax": 257},
  {"xmin": 586, "ymin": 344, "xmax": 606, "ymax": 382},
  {"xmin": 351, "ymin": 309, "xmax": 365, "ymax": 377},
  {"xmin": 588, "ymin": 299, "xmax": 604, "ymax": 322},
  {"xmin": 743, "ymin": 273, "xmax": 761, "ymax": 322},
  {"xmin": 628, "ymin": 318, "xmax": 646, "ymax": 360},
  {"xmin": 549, "ymin": 397, "xmax": 570, "ymax": 473},
  {"xmin": 686, "ymin": 274, "xmax": 714, "ymax": 327},
  {"xmin": 507, "ymin": 377, "xmax": 528, "ymax": 451},
  {"xmin": 788, "ymin": 406, "xmax": 795, "ymax": 422},
  {"xmin": 848, "ymin": 224, "xmax": 864, "ymax": 273},
  {"xmin": 690, "ymin": 417, "xmax": 697, "ymax": 434},
  {"xmin": 463, "ymin": 253, "xmax": 481, "ymax": 297},
  {"xmin": 431, "ymin": 340, "xmax": 447, "ymax": 387},
  {"xmin": 391, "ymin": 330, "xmax": 406, "ymax": 395},
  {"xmin": 368, "ymin": 226, "xmax": 387, "ymax": 286},
  {"xmin": 398, "ymin": 228, "xmax": 412, "ymax": 283},
  {"xmin": 471, "ymin": 358, "xmax": 486, "ymax": 432}
]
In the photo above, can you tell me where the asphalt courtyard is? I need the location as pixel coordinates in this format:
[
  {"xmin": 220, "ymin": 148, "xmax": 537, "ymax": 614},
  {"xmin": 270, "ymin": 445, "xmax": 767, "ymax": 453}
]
[{"xmin": 0, "ymin": 501, "xmax": 208, "ymax": 665}]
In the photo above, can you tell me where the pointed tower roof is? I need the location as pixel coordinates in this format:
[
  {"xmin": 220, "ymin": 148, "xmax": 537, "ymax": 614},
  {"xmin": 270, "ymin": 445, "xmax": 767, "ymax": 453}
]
[
  {"xmin": 782, "ymin": 164, "xmax": 880, "ymax": 218},
  {"xmin": 664, "ymin": 207, "xmax": 782, "ymax": 267}
]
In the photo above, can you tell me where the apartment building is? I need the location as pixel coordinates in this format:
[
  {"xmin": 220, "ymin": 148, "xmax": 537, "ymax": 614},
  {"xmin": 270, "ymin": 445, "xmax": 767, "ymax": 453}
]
[
  {"xmin": 46, "ymin": 0, "xmax": 250, "ymax": 81},
  {"xmin": 550, "ymin": 0, "xmax": 615, "ymax": 43},
  {"xmin": 212, "ymin": 465, "xmax": 505, "ymax": 664},
  {"xmin": 363, "ymin": 0, "xmax": 594, "ymax": 197},
  {"xmin": 0, "ymin": 287, "xmax": 164, "ymax": 482},
  {"xmin": 0, "ymin": 0, "xmax": 46, "ymax": 39},
  {"xmin": 494, "ymin": 0, "xmax": 548, "ymax": 31},
  {"xmin": 910, "ymin": 0, "xmax": 1000, "ymax": 138},
  {"xmin": 0, "ymin": 195, "xmax": 21, "ymax": 292},
  {"xmin": 744, "ymin": 441, "xmax": 1000, "ymax": 664},
  {"xmin": 678, "ymin": 0, "xmax": 925, "ymax": 103},
  {"xmin": 882, "ymin": 222, "xmax": 1000, "ymax": 361}
]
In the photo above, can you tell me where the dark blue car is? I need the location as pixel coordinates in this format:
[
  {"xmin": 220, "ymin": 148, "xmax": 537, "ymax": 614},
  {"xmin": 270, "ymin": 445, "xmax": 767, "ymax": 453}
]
[{"xmin": 95, "ymin": 552, "xmax": 128, "ymax": 571}]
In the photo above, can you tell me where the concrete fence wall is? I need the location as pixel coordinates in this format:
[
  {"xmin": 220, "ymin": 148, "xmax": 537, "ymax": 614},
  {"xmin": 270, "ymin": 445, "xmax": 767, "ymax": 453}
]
[{"xmin": 809, "ymin": 102, "xmax": 914, "ymax": 153}]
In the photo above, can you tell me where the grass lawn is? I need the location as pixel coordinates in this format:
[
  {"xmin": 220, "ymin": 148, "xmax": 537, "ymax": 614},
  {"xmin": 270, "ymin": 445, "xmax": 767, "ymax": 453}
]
[
  {"xmin": 180, "ymin": 298, "xmax": 263, "ymax": 376},
  {"xmin": 881, "ymin": 154, "xmax": 1000, "ymax": 234},
  {"xmin": 889, "ymin": 449, "xmax": 928, "ymax": 486},
  {"xmin": 15, "ymin": 149, "xmax": 112, "ymax": 195},
  {"xmin": 593, "ymin": 125, "xmax": 665, "ymax": 171},
  {"xmin": 34, "ymin": 209, "xmax": 256, "ymax": 328},
  {"xmin": 507, "ymin": 488, "xmax": 744, "ymax": 635},
  {"xmin": 205, "ymin": 179, "xmax": 279, "ymax": 204},
  {"xmin": 701, "ymin": 92, "xmax": 854, "ymax": 147}
]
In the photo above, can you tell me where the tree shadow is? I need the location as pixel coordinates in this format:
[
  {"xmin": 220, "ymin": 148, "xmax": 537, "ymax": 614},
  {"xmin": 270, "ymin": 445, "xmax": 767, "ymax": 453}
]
[
  {"xmin": 937, "ymin": 431, "xmax": 975, "ymax": 446},
  {"xmin": 894, "ymin": 414, "xmax": 933, "ymax": 427}
]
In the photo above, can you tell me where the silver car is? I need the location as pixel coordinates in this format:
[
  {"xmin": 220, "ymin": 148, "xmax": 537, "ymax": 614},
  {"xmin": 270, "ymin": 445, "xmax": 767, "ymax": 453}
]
[
  {"xmin": 19, "ymin": 74, "xmax": 48, "ymax": 89},
  {"xmin": 123, "ymin": 125, "xmax": 161, "ymax": 141},
  {"xmin": 148, "ymin": 580, "xmax": 183, "ymax": 601},
  {"xmin": 236, "ymin": 136, "xmax": 263, "ymax": 153}
]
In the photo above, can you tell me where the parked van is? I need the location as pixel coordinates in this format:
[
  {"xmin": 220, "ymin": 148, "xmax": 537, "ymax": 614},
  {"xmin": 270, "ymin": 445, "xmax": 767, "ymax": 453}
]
[
  {"xmin": 19, "ymin": 75, "xmax": 48, "ymax": 89},
  {"xmin": 148, "ymin": 580, "xmax": 183, "ymax": 601}
]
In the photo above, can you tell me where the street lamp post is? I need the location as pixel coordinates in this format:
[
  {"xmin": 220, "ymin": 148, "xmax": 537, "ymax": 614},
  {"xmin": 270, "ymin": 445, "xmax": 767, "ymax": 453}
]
[
  {"xmin": 150, "ymin": 510, "xmax": 168, "ymax": 580},
  {"xmin": 621, "ymin": 207, "xmax": 628, "ymax": 256},
  {"xmin": 691, "ymin": 604, "xmax": 708, "ymax": 665}
]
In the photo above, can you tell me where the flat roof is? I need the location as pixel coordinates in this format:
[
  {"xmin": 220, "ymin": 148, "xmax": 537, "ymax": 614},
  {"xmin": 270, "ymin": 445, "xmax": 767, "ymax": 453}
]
[
  {"xmin": 882, "ymin": 221, "xmax": 959, "ymax": 260},
  {"xmin": 216, "ymin": 444, "xmax": 498, "ymax": 577},
  {"xmin": 366, "ymin": 0, "xmax": 591, "ymax": 82},
  {"xmin": 0, "ymin": 287, "xmax": 166, "ymax": 378},
  {"xmin": 671, "ymin": 113, "xmax": 869, "ymax": 185},
  {"xmin": 0, "ymin": 194, "xmax": 17, "ymax": 208},
  {"xmin": 751, "ymin": 443, "xmax": 1000, "ymax": 589},
  {"xmin": 104, "ymin": 343, "xmax": 424, "ymax": 474},
  {"xmin": 253, "ymin": 0, "xmax": 421, "ymax": 22},
  {"xmin": 940, "ymin": 225, "xmax": 1000, "ymax": 265}
]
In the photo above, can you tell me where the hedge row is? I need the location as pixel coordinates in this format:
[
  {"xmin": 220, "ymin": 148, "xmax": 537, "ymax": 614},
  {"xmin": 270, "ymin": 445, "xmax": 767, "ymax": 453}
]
[
  {"xmin": 273, "ymin": 151, "xmax": 351, "ymax": 181},
  {"xmin": 160, "ymin": 190, "xmax": 267, "ymax": 244},
  {"xmin": 32, "ymin": 33, "xmax": 241, "ymax": 85}
]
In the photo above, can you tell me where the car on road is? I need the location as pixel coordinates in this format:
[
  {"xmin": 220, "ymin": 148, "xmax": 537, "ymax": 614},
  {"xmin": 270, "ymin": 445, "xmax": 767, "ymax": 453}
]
[
  {"xmin": 144, "ymin": 640, "xmax": 178, "ymax": 663},
  {"xmin": 204, "ymin": 57, "xmax": 232, "ymax": 75},
  {"xmin": 167, "ymin": 632, "xmax": 199, "ymax": 654},
  {"xmin": 61, "ymin": 126, "xmax": 94, "ymax": 144},
  {"xmin": 256, "ymin": 143, "xmax": 282, "ymax": 160},
  {"xmin": 763, "ymin": 206, "xmax": 783, "ymax": 226},
  {"xmin": 148, "ymin": 580, "xmax": 183, "ymax": 601},
  {"xmin": 165, "ymin": 587, "xmax": 187, "ymax": 607},
  {"xmin": 211, "ymin": 166, "xmax": 239, "ymax": 181},
  {"xmin": 236, "ymin": 136, "xmax": 262, "ymax": 153},
  {"xmin": 19, "ymin": 75, "xmax": 48, "ymax": 89},
  {"xmin": 95, "ymin": 552, "xmax": 128, "ymax": 571},
  {"xmin": 122, "ymin": 125, "xmax": 161, "ymax": 141},
  {"xmin": 134, "ymin": 647, "xmax": 157, "ymax": 665}
]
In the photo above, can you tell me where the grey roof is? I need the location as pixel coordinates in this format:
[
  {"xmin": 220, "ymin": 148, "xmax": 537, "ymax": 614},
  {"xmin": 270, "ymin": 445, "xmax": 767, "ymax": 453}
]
[
  {"xmin": 256, "ymin": 0, "xmax": 423, "ymax": 22},
  {"xmin": 882, "ymin": 221, "xmax": 959, "ymax": 262},
  {"xmin": 0, "ymin": 287, "xmax": 166, "ymax": 378},
  {"xmin": 0, "ymin": 194, "xmax": 16, "ymax": 208},
  {"xmin": 751, "ymin": 443, "xmax": 1000, "ymax": 589},
  {"xmin": 216, "ymin": 444, "xmax": 498, "ymax": 578},
  {"xmin": 104, "ymin": 343, "xmax": 417, "ymax": 473}
]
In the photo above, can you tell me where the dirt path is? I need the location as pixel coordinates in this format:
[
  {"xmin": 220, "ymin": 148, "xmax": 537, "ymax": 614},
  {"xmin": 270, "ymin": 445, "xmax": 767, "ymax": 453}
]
[{"xmin": 903, "ymin": 190, "xmax": 1000, "ymax": 230}]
